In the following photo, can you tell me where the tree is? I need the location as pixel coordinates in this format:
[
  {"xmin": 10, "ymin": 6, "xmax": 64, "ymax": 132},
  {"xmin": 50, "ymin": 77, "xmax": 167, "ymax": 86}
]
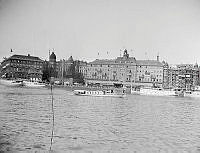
[{"xmin": 73, "ymin": 72, "xmax": 85, "ymax": 84}]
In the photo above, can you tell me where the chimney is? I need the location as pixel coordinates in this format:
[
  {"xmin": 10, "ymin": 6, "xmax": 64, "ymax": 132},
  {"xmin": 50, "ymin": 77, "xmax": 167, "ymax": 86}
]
[{"xmin": 157, "ymin": 55, "xmax": 159, "ymax": 61}]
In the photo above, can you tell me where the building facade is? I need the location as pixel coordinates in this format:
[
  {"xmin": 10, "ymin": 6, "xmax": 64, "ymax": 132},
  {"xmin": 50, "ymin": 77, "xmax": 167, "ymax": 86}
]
[
  {"xmin": 79, "ymin": 49, "xmax": 164, "ymax": 87},
  {"xmin": 163, "ymin": 64, "xmax": 199, "ymax": 89},
  {"xmin": 47, "ymin": 52, "xmax": 85, "ymax": 84},
  {"xmin": 0, "ymin": 54, "xmax": 44, "ymax": 81}
]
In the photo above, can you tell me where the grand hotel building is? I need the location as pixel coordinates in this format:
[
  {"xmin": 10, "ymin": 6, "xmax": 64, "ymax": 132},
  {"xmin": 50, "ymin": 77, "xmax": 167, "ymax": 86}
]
[
  {"xmin": 0, "ymin": 54, "xmax": 43, "ymax": 81},
  {"xmin": 79, "ymin": 50, "xmax": 164, "ymax": 87}
]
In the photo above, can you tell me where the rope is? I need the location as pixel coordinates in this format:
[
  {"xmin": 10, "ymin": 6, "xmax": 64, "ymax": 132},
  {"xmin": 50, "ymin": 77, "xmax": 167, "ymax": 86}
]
[{"xmin": 50, "ymin": 84, "xmax": 55, "ymax": 151}]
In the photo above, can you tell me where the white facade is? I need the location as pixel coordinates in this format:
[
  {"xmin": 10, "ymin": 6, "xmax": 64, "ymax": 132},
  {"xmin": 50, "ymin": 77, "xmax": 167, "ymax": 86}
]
[{"xmin": 79, "ymin": 50, "xmax": 163, "ymax": 87}]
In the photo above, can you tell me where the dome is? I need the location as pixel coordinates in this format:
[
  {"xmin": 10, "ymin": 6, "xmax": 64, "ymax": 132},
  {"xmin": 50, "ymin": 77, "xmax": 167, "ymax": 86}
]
[
  {"xmin": 68, "ymin": 56, "xmax": 74, "ymax": 62},
  {"xmin": 194, "ymin": 63, "xmax": 198, "ymax": 68},
  {"xmin": 49, "ymin": 52, "xmax": 56, "ymax": 60}
]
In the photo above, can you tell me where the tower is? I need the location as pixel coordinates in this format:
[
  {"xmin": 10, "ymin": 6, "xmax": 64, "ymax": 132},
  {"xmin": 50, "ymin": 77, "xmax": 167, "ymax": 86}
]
[{"xmin": 49, "ymin": 52, "xmax": 57, "ymax": 77}]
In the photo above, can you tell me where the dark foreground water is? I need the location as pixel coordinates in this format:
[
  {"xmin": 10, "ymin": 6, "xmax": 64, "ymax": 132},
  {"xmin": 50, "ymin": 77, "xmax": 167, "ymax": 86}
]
[{"xmin": 1, "ymin": 85, "xmax": 200, "ymax": 153}]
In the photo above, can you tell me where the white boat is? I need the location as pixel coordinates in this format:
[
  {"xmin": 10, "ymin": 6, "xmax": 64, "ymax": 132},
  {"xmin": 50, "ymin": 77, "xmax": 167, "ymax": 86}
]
[
  {"xmin": 131, "ymin": 88, "xmax": 140, "ymax": 95},
  {"xmin": 184, "ymin": 87, "xmax": 200, "ymax": 98},
  {"xmin": 139, "ymin": 87, "xmax": 177, "ymax": 97},
  {"xmin": 23, "ymin": 81, "xmax": 46, "ymax": 87},
  {"xmin": 74, "ymin": 89, "xmax": 126, "ymax": 98},
  {"xmin": 0, "ymin": 79, "xmax": 23, "ymax": 87}
]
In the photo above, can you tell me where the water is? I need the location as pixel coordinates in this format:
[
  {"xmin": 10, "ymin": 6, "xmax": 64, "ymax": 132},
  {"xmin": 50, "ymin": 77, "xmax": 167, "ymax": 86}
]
[{"xmin": 1, "ymin": 85, "xmax": 200, "ymax": 153}]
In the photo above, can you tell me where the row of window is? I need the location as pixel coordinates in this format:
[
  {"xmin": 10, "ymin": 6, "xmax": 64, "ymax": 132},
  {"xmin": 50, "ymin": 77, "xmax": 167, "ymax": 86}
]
[
  {"xmin": 10, "ymin": 59, "xmax": 43, "ymax": 65},
  {"xmin": 10, "ymin": 63, "xmax": 42, "ymax": 68},
  {"xmin": 82, "ymin": 64, "xmax": 162, "ymax": 69}
]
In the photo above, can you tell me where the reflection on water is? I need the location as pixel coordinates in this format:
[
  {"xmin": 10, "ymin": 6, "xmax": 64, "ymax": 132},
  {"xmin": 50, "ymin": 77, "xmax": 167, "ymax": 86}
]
[{"xmin": 1, "ymin": 85, "xmax": 200, "ymax": 152}]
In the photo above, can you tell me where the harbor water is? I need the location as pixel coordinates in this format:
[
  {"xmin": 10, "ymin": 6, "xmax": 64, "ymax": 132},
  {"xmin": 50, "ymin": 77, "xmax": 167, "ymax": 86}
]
[{"xmin": 1, "ymin": 85, "xmax": 200, "ymax": 153}]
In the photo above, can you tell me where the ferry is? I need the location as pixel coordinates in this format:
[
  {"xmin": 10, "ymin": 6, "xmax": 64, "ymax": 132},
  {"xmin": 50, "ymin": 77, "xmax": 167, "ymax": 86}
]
[
  {"xmin": 0, "ymin": 79, "xmax": 23, "ymax": 87},
  {"xmin": 74, "ymin": 89, "xmax": 126, "ymax": 98},
  {"xmin": 22, "ymin": 80, "xmax": 46, "ymax": 88}
]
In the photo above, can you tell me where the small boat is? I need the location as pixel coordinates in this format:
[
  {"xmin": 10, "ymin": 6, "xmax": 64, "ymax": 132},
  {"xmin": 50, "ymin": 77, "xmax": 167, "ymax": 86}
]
[
  {"xmin": 184, "ymin": 87, "xmax": 200, "ymax": 98},
  {"xmin": 174, "ymin": 88, "xmax": 184, "ymax": 97},
  {"xmin": 0, "ymin": 79, "xmax": 23, "ymax": 87},
  {"xmin": 139, "ymin": 87, "xmax": 177, "ymax": 97},
  {"xmin": 74, "ymin": 89, "xmax": 126, "ymax": 98},
  {"xmin": 185, "ymin": 91, "xmax": 200, "ymax": 98},
  {"xmin": 131, "ymin": 87, "xmax": 140, "ymax": 95},
  {"xmin": 23, "ymin": 81, "xmax": 46, "ymax": 88}
]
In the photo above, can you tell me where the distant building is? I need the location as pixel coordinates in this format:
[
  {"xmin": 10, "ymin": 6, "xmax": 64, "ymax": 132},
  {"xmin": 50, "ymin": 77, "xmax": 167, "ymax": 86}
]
[
  {"xmin": 0, "ymin": 54, "xmax": 43, "ymax": 81},
  {"xmin": 47, "ymin": 52, "xmax": 85, "ymax": 84},
  {"xmin": 79, "ymin": 49, "xmax": 164, "ymax": 87},
  {"xmin": 162, "ymin": 61, "xmax": 170, "ymax": 88},
  {"xmin": 57, "ymin": 56, "xmax": 75, "ymax": 79},
  {"xmin": 164, "ymin": 64, "xmax": 199, "ymax": 89}
]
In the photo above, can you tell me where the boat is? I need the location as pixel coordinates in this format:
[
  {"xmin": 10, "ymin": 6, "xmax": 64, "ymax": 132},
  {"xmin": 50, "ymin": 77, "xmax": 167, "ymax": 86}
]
[
  {"xmin": 184, "ymin": 86, "xmax": 200, "ymax": 98},
  {"xmin": 174, "ymin": 88, "xmax": 184, "ymax": 97},
  {"xmin": 74, "ymin": 89, "xmax": 126, "ymax": 98},
  {"xmin": 139, "ymin": 87, "xmax": 177, "ymax": 97},
  {"xmin": 0, "ymin": 79, "xmax": 23, "ymax": 87},
  {"xmin": 184, "ymin": 91, "xmax": 200, "ymax": 98},
  {"xmin": 22, "ymin": 80, "xmax": 46, "ymax": 88},
  {"xmin": 131, "ymin": 87, "xmax": 140, "ymax": 95}
]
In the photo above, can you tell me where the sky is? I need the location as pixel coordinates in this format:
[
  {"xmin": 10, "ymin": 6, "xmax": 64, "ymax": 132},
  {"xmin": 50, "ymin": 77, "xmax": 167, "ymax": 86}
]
[{"xmin": 0, "ymin": 0, "xmax": 200, "ymax": 64}]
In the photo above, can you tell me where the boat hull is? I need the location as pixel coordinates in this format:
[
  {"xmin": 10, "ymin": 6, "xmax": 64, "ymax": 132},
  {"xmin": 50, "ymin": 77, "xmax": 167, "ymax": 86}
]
[
  {"xmin": 0, "ymin": 79, "xmax": 23, "ymax": 87},
  {"xmin": 139, "ymin": 88, "xmax": 177, "ymax": 97},
  {"xmin": 184, "ymin": 91, "xmax": 200, "ymax": 98},
  {"xmin": 74, "ymin": 90, "xmax": 125, "ymax": 98},
  {"xmin": 23, "ymin": 81, "xmax": 46, "ymax": 88}
]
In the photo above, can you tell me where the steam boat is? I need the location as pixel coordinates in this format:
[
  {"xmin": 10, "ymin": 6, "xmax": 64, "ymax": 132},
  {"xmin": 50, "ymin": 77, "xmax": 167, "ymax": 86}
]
[
  {"xmin": 74, "ymin": 89, "xmax": 126, "ymax": 98},
  {"xmin": 22, "ymin": 80, "xmax": 46, "ymax": 87}
]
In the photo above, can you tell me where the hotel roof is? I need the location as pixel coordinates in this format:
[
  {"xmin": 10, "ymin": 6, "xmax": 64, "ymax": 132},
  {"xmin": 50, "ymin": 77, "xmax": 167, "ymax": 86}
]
[
  {"xmin": 89, "ymin": 59, "xmax": 163, "ymax": 66},
  {"xmin": 89, "ymin": 49, "xmax": 163, "ymax": 66},
  {"xmin": 89, "ymin": 59, "xmax": 116, "ymax": 65},
  {"xmin": 8, "ymin": 54, "xmax": 43, "ymax": 62},
  {"xmin": 136, "ymin": 60, "xmax": 163, "ymax": 66}
]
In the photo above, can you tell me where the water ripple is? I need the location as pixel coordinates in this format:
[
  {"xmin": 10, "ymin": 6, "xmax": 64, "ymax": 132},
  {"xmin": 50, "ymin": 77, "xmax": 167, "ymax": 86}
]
[{"xmin": 1, "ymin": 85, "xmax": 200, "ymax": 152}]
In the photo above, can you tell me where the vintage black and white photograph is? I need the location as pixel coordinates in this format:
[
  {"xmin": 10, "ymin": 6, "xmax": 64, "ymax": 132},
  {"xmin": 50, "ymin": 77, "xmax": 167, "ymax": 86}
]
[{"xmin": 0, "ymin": 0, "xmax": 200, "ymax": 152}]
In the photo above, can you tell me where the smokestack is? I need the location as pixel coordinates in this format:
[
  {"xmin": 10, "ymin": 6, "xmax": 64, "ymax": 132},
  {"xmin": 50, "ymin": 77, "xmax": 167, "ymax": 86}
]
[{"xmin": 157, "ymin": 55, "xmax": 159, "ymax": 61}]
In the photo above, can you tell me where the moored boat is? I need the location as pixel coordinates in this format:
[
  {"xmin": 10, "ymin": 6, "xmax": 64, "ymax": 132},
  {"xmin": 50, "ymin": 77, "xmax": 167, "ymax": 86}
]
[
  {"xmin": 185, "ymin": 91, "xmax": 200, "ymax": 98},
  {"xmin": 139, "ymin": 87, "xmax": 177, "ymax": 97},
  {"xmin": 22, "ymin": 81, "xmax": 46, "ymax": 88},
  {"xmin": 184, "ymin": 86, "xmax": 200, "ymax": 98},
  {"xmin": 131, "ymin": 88, "xmax": 140, "ymax": 95},
  {"xmin": 0, "ymin": 79, "xmax": 23, "ymax": 87}
]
